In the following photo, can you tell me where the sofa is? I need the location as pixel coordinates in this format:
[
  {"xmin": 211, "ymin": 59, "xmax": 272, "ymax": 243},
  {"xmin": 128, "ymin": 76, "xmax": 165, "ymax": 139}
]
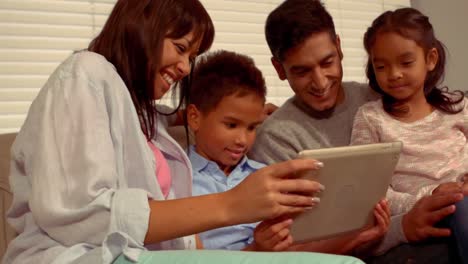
[{"xmin": 0, "ymin": 133, "xmax": 17, "ymax": 260}]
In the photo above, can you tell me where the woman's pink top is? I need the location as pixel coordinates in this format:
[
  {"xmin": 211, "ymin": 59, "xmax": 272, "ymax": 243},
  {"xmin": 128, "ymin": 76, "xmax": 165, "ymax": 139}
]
[{"xmin": 148, "ymin": 141, "xmax": 172, "ymax": 198}]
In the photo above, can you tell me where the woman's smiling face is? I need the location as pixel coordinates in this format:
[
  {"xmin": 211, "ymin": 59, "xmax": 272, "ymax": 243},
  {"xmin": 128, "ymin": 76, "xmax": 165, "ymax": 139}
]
[{"xmin": 154, "ymin": 31, "xmax": 201, "ymax": 99}]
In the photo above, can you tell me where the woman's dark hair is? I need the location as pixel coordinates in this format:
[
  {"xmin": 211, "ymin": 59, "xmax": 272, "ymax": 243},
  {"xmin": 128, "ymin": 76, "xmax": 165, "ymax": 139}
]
[
  {"xmin": 363, "ymin": 7, "xmax": 463, "ymax": 116},
  {"xmin": 89, "ymin": 0, "xmax": 214, "ymax": 140},
  {"xmin": 265, "ymin": 0, "xmax": 336, "ymax": 62},
  {"xmin": 190, "ymin": 50, "xmax": 266, "ymax": 114}
]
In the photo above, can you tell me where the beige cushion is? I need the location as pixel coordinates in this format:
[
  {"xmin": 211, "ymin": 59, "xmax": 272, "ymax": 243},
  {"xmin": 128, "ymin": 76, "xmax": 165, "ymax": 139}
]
[{"xmin": 0, "ymin": 133, "xmax": 17, "ymax": 260}]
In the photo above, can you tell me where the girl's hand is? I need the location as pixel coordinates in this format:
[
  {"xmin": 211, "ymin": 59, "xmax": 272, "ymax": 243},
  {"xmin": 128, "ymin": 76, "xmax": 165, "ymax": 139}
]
[
  {"xmin": 345, "ymin": 199, "xmax": 390, "ymax": 253},
  {"xmin": 250, "ymin": 218, "xmax": 294, "ymax": 251},
  {"xmin": 226, "ymin": 159, "xmax": 324, "ymax": 224},
  {"xmin": 432, "ymin": 182, "xmax": 463, "ymax": 195}
]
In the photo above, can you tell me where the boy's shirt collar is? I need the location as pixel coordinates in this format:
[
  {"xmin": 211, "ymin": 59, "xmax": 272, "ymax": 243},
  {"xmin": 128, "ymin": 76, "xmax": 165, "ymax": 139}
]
[{"xmin": 188, "ymin": 145, "xmax": 211, "ymax": 172}]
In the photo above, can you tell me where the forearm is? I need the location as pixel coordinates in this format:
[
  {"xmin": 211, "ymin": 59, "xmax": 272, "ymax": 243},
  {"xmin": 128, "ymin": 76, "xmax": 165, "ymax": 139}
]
[
  {"xmin": 144, "ymin": 192, "xmax": 235, "ymax": 244},
  {"xmin": 288, "ymin": 232, "xmax": 359, "ymax": 255}
]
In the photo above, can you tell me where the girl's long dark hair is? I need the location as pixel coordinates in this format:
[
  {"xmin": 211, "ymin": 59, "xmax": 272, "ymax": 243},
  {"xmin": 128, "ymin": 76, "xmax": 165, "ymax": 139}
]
[
  {"xmin": 363, "ymin": 8, "xmax": 464, "ymax": 116},
  {"xmin": 89, "ymin": 0, "xmax": 214, "ymax": 140}
]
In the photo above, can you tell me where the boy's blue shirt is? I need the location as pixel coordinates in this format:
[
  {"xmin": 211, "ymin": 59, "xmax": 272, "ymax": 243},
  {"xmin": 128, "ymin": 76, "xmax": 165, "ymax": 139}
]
[{"xmin": 189, "ymin": 145, "xmax": 266, "ymax": 250}]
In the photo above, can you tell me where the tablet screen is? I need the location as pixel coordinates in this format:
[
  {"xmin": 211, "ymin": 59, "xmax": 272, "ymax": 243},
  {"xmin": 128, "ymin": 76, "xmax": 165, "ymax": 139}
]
[{"xmin": 290, "ymin": 142, "xmax": 401, "ymax": 242}]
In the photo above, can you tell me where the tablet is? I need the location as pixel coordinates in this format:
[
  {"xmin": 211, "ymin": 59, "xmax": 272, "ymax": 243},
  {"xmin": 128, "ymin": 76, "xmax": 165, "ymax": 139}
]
[{"xmin": 290, "ymin": 142, "xmax": 402, "ymax": 243}]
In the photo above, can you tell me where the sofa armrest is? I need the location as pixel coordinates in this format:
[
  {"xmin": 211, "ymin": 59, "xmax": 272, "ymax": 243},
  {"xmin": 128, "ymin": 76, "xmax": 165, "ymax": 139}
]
[{"xmin": 0, "ymin": 133, "xmax": 18, "ymax": 260}]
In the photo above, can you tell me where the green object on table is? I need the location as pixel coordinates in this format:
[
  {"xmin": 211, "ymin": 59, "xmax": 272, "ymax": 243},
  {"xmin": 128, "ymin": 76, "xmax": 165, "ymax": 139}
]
[{"xmin": 113, "ymin": 250, "xmax": 364, "ymax": 264}]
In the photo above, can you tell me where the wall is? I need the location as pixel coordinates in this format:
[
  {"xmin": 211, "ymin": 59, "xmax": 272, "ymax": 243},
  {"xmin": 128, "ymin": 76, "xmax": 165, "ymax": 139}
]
[{"xmin": 411, "ymin": 0, "xmax": 468, "ymax": 92}]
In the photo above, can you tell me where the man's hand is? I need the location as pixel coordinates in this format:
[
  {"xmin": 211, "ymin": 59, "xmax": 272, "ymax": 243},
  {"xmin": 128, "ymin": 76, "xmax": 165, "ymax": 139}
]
[
  {"xmin": 463, "ymin": 182, "xmax": 468, "ymax": 195},
  {"xmin": 402, "ymin": 192, "xmax": 463, "ymax": 242},
  {"xmin": 432, "ymin": 182, "xmax": 462, "ymax": 195},
  {"xmin": 462, "ymin": 174, "xmax": 468, "ymax": 195}
]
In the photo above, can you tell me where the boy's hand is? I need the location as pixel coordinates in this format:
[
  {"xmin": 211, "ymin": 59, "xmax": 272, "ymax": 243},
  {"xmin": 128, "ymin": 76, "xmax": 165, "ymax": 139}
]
[
  {"xmin": 250, "ymin": 218, "xmax": 294, "ymax": 251},
  {"xmin": 345, "ymin": 199, "xmax": 390, "ymax": 253}
]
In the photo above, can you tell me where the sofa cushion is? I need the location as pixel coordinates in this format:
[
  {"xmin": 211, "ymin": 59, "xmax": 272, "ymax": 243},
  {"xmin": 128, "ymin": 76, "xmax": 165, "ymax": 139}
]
[{"xmin": 0, "ymin": 133, "xmax": 17, "ymax": 260}]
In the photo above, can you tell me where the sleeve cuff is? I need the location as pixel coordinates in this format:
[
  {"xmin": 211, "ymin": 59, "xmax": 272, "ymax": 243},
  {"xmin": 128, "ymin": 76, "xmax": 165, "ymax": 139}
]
[
  {"xmin": 373, "ymin": 214, "xmax": 407, "ymax": 255},
  {"xmin": 396, "ymin": 214, "xmax": 408, "ymax": 243},
  {"xmin": 110, "ymin": 188, "xmax": 151, "ymax": 247}
]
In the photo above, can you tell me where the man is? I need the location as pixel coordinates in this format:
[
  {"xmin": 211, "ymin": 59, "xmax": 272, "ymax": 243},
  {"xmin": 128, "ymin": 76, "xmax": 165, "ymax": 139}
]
[{"xmin": 249, "ymin": 0, "xmax": 463, "ymax": 262}]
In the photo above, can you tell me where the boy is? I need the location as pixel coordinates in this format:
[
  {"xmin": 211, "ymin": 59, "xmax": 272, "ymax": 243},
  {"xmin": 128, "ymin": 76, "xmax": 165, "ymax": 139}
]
[{"xmin": 187, "ymin": 50, "xmax": 296, "ymax": 251}]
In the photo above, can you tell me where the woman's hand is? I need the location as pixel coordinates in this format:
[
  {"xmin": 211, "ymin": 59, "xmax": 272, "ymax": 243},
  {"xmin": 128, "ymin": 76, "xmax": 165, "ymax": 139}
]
[
  {"xmin": 146, "ymin": 159, "xmax": 322, "ymax": 244},
  {"xmin": 226, "ymin": 159, "xmax": 324, "ymax": 224}
]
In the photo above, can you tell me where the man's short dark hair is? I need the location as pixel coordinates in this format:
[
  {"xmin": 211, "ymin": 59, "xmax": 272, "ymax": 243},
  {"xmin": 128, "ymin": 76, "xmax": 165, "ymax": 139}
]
[
  {"xmin": 190, "ymin": 50, "xmax": 266, "ymax": 114},
  {"xmin": 265, "ymin": 0, "xmax": 336, "ymax": 61}
]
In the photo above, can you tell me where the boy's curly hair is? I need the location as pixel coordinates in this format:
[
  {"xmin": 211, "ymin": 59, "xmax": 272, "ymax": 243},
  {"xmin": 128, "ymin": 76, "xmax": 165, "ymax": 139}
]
[{"xmin": 189, "ymin": 50, "xmax": 266, "ymax": 113}]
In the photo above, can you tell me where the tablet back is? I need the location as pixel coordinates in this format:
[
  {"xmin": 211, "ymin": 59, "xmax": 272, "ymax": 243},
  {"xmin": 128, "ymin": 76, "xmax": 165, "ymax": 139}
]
[{"xmin": 290, "ymin": 142, "xmax": 402, "ymax": 243}]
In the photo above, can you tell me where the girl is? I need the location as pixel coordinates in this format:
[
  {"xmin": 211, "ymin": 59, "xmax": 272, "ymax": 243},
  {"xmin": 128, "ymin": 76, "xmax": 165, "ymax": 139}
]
[
  {"xmin": 351, "ymin": 7, "xmax": 468, "ymax": 263},
  {"xmin": 3, "ymin": 0, "xmax": 363, "ymax": 264}
]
